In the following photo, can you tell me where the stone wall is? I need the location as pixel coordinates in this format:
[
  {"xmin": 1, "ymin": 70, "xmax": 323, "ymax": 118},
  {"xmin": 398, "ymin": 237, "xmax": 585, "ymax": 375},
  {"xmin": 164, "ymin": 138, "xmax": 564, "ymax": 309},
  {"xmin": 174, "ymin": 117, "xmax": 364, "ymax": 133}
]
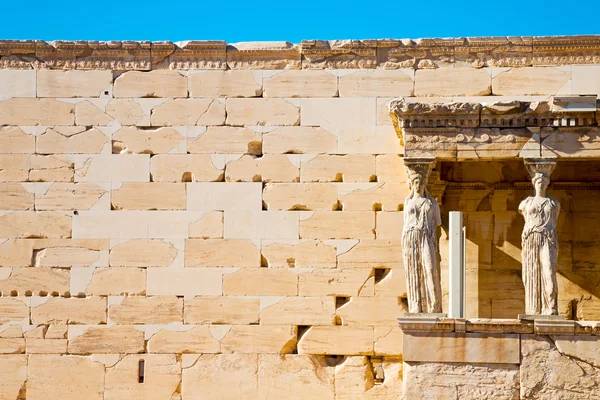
[{"xmin": 0, "ymin": 37, "xmax": 599, "ymax": 399}]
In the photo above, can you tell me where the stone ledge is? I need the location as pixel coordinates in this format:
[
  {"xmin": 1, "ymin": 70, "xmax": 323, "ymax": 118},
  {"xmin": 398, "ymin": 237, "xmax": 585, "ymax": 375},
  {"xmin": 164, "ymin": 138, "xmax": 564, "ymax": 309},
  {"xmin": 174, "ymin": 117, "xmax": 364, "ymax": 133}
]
[{"xmin": 0, "ymin": 35, "xmax": 599, "ymax": 70}]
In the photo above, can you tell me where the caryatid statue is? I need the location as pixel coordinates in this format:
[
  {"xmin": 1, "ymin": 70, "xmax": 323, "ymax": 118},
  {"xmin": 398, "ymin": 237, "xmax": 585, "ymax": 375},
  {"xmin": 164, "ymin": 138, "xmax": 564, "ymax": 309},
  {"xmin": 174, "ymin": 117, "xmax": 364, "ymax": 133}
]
[
  {"xmin": 519, "ymin": 159, "xmax": 560, "ymax": 315},
  {"xmin": 402, "ymin": 159, "xmax": 443, "ymax": 314}
]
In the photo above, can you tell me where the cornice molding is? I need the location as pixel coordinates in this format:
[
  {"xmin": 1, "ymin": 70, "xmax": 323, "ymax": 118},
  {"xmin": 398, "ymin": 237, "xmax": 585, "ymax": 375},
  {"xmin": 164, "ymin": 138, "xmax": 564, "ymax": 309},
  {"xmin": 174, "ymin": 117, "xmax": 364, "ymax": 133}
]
[{"xmin": 0, "ymin": 35, "xmax": 599, "ymax": 70}]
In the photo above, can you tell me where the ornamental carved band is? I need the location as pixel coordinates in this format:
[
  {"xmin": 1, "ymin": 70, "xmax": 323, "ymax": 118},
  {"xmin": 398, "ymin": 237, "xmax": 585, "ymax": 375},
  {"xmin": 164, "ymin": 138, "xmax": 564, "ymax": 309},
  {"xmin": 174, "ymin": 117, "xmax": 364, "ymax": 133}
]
[{"xmin": 402, "ymin": 159, "xmax": 442, "ymax": 314}]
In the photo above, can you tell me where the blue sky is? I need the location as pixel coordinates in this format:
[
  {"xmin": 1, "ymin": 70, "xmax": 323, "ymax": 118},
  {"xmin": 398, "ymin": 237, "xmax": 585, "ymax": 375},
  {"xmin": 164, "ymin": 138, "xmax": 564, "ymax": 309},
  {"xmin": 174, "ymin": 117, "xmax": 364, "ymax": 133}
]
[{"xmin": 2, "ymin": 0, "xmax": 599, "ymax": 42}]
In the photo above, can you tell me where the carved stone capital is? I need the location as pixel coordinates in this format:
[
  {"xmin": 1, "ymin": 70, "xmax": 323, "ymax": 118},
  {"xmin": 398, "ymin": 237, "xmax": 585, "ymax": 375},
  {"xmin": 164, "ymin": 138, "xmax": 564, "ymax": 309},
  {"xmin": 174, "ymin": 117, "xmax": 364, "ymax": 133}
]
[{"xmin": 523, "ymin": 158, "xmax": 557, "ymax": 180}]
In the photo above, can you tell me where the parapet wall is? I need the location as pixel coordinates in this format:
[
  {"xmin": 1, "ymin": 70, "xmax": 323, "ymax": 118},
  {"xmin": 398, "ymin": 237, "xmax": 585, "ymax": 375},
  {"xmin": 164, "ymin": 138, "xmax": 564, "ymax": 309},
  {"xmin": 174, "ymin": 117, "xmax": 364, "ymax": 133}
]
[{"xmin": 0, "ymin": 36, "xmax": 599, "ymax": 399}]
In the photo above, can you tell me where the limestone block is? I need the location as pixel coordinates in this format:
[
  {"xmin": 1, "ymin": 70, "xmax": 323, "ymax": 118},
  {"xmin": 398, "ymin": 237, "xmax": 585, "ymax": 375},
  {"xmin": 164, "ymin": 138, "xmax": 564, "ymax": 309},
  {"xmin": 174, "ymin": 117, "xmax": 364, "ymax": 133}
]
[
  {"xmin": 300, "ymin": 155, "xmax": 376, "ymax": 182},
  {"xmin": 110, "ymin": 239, "xmax": 177, "ymax": 267},
  {"xmin": 338, "ymin": 69, "xmax": 414, "ymax": 97},
  {"xmin": 0, "ymin": 338, "xmax": 25, "ymax": 354},
  {"xmin": 184, "ymin": 296, "xmax": 259, "ymax": 324},
  {"xmin": 223, "ymin": 210, "xmax": 299, "ymax": 239},
  {"xmin": 75, "ymin": 101, "xmax": 113, "ymax": 126},
  {"xmin": 220, "ymin": 325, "xmax": 297, "ymax": 354},
  {"xmin": 83, "ymin": 267, "xmax": 146, "ymax": 295},
  {"xmin": 0, "ymin": 98, "xmax": 74, "ymax": 125},
  {"xmin": 68, "ymin": 325, "xmax": 145, "ymax": 354},
  {"xmin": 226, "ymin": 98, "xmax": 300, "ymax": 126},
  {"xmin": 74, "ymin": 154, "xmax": 150, "ymax": 182},
  {"xmin": 186, "ymin": 182, "xmax": 262, "ymax": 210},
  {"xmin": 27, "ymin": 355, "xmax": 104, "ymax": 400},
  {"xmin": 148, "ymin": 210, "xmax": 217, "ymax": 238},
  {"xmin": 188, "ymin": 126, "xmax": 262, "ymax": 154},
  {"xmin": 375, "ymin": 154, "xmax": 408, "ymax": 182},
  {"xmin": 0, "ymin": 211, "xmax": 71, "ymax": 238},
  {"xmin": 73, "ymin": 211, "xmax": 149, "ymax": 239},
  {"xmin": 403, "ymin": 332, "xmax": 520, "ymax": 364},
  {"xmin": 263, "ymin": 183, "xmax": 338, "ymax": 210},
  {"xmin": 338, "ymin": 240, "xmax": 402, "ymax": 268},
  {"xmin": 146, "ymin": 267, "xmax": 222, "ymax": 296},
  {"xmin": 572, "ymin": 65, "xmax": 600, "ymax": 95},
  {"xmin": 114, "ymin": 70, "xmax": 187, "ymax": 98},
  {"xmin": 403, "ymin": 362, "xmax": 519, "ymax": 400},
  {"xmin": 298, "ymin": 326, "xmax": 373, "ymax": 355},
  {"xmin": 37, "ymin": 127, "xmax": 109, "ymax": 154},
  {"xmin": 260, "ymin": 296, "xmax": 335, "ymax": 325},
  {"xmin": 110, "ymin": 296, "xmax": 183, "ymax": 324},
  {"xmin": 112, "ymin": 127, "xmax": 186, "ymax": 154},
  {"xmin": 26, "ymin": 338, "xmax": 68, "ymax": 354},
  {"xmin": 37, "ymin": 70, "xmax": 112, "ymax": 97},
  {"xmin": 223, "ymin": 268, "xmax": 297, "ymax": 296},
  {"xmin": 258, "ymin": 355, "xmax": 334, "ymax": 400},
  {"xmin": 374, "ymin": 268, "xmax": 406, "ymax": 298},
  {"xmin": 261, "ymin": 239, "xmax": 337, "ymax": 268},
  {"xmin": 298, "ymin": 268, "xmax": 375, "ymax": 296},
  {"xmin": 30, "ymin": 154, "xmax": 74, "ymax": 182},
  {"xmin": 185, "ymin": 239, "xmax": 260, "ymax": 267},
  {"xmin": 111, "ymin": 183, "xmax": 186, "ymax": 210},
  {"xmin": 0, "ymin": 183, "xmax": 33, "ymax": 210},
  {"xmin": 35, "ymin": 182, "xmax": 106, "ymax": 210},
  {"xmin": 492, "ymin": 66, "xmax": 571, "ymax": 95},
  {"xmin": 300, "ymin": 98, "xmax": 402, "ymax": 154},
  {"xmin": 263, "ymin": 70, "xmax": 337, "ymax": 97},
  {"xmin": 182, "ymin": 354, "xmax": 258, "ymax": 400},
  {"xmin": 150, "ymin": 154, "xmax": 223, "ymax": 182},
  {"xmin": 188, "ymin": 70, "xmax": 262, "ymax": 97},
  {"xmin": 151, "ymin": 99, "xmax": 225, "ymax": 126},
  {"xmin": 337, "ymin": 297, "xmax": 403, "ymax": 326},
  {"xmin": 188, "ymin": 211, "xmax": 223, "ymax": 238},
  {"xmin": 31, "ymin": 297, "xmax": 106, "ymax": 324},
  {"xmin": 299, "ymin": 211, "xmax": 375, "ymax": 239},
  {"xmin": 262, "ymin": 126, "xmax": 337, "ymax": 154},
  {"xmin": 0, "ymin": 154, "xmax": 30, "ymax": 181},
  {"xmin": 0, "ymin": 126, "xmax": 35, "ymax": 153},
  {"xmin": 0, "ymin": 298, "xmax": 29, "ymax": 324},
  {"xmin": 225, "ymin": 154, "xmax": 299, "ymax": 182},
  {"xmin": 415, "ymin": 68, "xmax": 492, "ymax": 96},
  {"xmin": 375, "ymin": 211, "xmax": 403, "ymax": 240},
  {"xmin": 0, "ymin": 69, "xmax": 35, "ymax": 97},
  {"xmin": 334, "ymin": 356, "xmax": 403, "ymax": 400},
  {"xmin": 147, "ymin": 326, "xmax": 220, "ymax": 353},
  {"xmin": 0, "ymin": 267, "xmax": 69, "ymax": 296},
  {"xmin": 105, "ymin": 98, "xmax": 145, "ymax": 125},
  {"xmin": 374, "ymin": 326, "xmax": 404, "ymax": 355},
  {"xmin": 0, "ymin": 355, "xmax": 26, "ymax": 400},
  {"xmin": 338, "ymin": 182, "xmax": 407, "ymax": 211},
  {"xmin": 105, "ymin": 354, "xmax": 180, "ymax": 400},
  {"xmin": 0, "ymin": 239, "xmax": 33, "ymax": 267},
  {"xmin": 33, "ymin": 240, "xmax": 102, "ymax": 269}
]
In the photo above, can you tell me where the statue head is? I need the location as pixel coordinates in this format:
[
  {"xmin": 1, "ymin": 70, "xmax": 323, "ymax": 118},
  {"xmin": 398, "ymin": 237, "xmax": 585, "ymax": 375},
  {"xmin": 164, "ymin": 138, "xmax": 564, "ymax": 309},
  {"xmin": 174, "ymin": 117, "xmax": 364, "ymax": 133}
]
[
  {"xmin": 405, "ymin": 162, "xmax": 432, "ymax": 196},
  {"xmin": 532, "ymin": 172, "xmax": 550, "ymax": 196},
  {"xmin": 526, "ymin": 160, "xmax": 556, "ymax": 197}
]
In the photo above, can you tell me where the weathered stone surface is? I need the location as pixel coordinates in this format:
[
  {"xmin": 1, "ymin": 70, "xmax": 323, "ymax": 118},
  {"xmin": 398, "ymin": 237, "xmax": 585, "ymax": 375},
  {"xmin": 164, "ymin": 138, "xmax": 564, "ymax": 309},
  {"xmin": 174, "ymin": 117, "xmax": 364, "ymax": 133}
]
[
  {"xmin": 263, "ymin": 70, "xmax": 337, "ymax": 97},
  {"xmin": 572, "ymin": 65, "xmax": 600, "ymax": 95},
  {"xmin": 186, "ymin": 182, "xmax": 262, "ymax": 210},
  {"xmin": 0, "ymin": 126, "xmax": 35, "ymax": 153},
  {"xmin": 263, "ymin": 183, "xmax": 337, "ymax": 210},
  {"xmin": 403, "ymin": 362, "xmax": 520, "ymax": 400},
  {"xmin": 182, "ymin": 354, "xmax": 258, "ymax": 400},
  {"xmin": 0, "ymin": 211, "xmax": 71, "ymax": 238},
  {"xmin": 299, "ymin": 211, "xmax": 375, "ymax": 239},
  {"xmin": 0, "ymin": 69, "xmax": 35, "ymax": 97},
  {"xmin": 298, "ymin": 326, "xmax": 373, "ymax": 355},
  {"xmin": 31, "ymin": 297, "xmax": 106, "ymax": 324},
  {"xmin": 75, "ymin": 101, "xmax": 113, "ymax": 126},
  {"xmin": 0, "ymin": 98, "xmax": 74, "ymax": 125},
  {"xmin": 74, "ymin": 154, "xmax": 150, "ymax": 182},
  {"xmin": 338, "ymin": 182, "xmax": 407, "ymax": 211},
  {"xmin": 300, "ymin": 155, "xmax": 376, "ymax": 182},
  {"xmin": 223, "ymin": 268, "xmax": 297, "ymax": 295},
  {"xmin": 105, "ymin": 354, "xmax": 180, "ymax": 400},
  {"xmin": 375, "ymin": 212, "xmax": 403, "ymax": 240},
  {"xmin": 258, "ymin": 355, "xmax": 335, "ymax": 400},
  {"xmin": 188, "ymin": 70, "xmax": 262, "ymax": 97},
  {"xmin": 0, "ymin": 355, "xmax": 27, "ymax": 400},
  {"xmin": 339, "ymin": 69, "xmax": 413, "ymax": 97},
  {"xmin": 113, "ymin": 70, "xmax": 187, "ymax": 97},
  {"xmin": 185, "ymin": 239, "xmax": 260, "ymax": 267},
  {"xmin": 414, "ymin": 68, "xmax": 492, "ymax": 96},
  {"xmin": 337, "ymin": 240, "xmax": 402, "ymax": 268},
  {"xmin": 112, "ymin": 127, "xmax": 186, "ymax": 154},
  {"xmin": 28, "ymin": 355, "xmax": 104, "ymax": 400},
  {"xmin": 220, "ymin": 325, "xmax": 297, "ymax": 353},
  {"xmin": 298, "ymin": 268, "xmax": 374, "ymax": 296},
  {"xmin": 35, "ymin": 183, "xmax": 106, "ymax": 210},
  {"xmin": 146, "ymin": 267, "xmax": 222, "ymax": 296},
  {"xmin": 30, "ymin": 154, "xmax": 74, "ymax": 182},
  {"xmin": 227, "ymin": 42, "xmax": 301, "ymax": 69},
  {"xmin": 0, "ymin": 267, "xmax": 69, "ymax": 296},
  {"xmin": 111, "ymin": 183, "xmax": 186, "ymax": 210},
  {"xmin": 109, "ymin": 296, "xmax": 183, "ymax": 324},
  {"xmin": 223, "ymin": 210, "xmax": 298, "ymax": 239},
  {"xmin": 37, "ymin": 70, "xmax": 112, "ymax": 97},
  {"xmin": 334, "ymin": 356, "xmax": 403, "ymax": 400},
  {"xmin": 493, "ymin": 67, "xmax": 571, "ymax": 95},
  {"xmin": 261, "ymin": 239, "xmax": 337, "ymax": 268},
  {"xmin": 105, "ymin": 98, "xmax": 146, "ymax": 125},
  {"xmin": 73, "ymin": 211, "xmax": 148, "ymax": 239},
  {"xmin": 0, "ymin": 338, "xmax": 25, "ymax": 354},
  {"xmin": 83, "ymin": 267, "xmax": 146, "ymax": 295},
  {"xmin": 0, "ymin": 298, "xmax": 29, "ymax": 324},
  {"xmin": 37, "ymin": 127, "xmax": 108, "ymax": 154},
  {"xmin": 188, "ymin": 211, "xmax": 223, "ymax": 238},
  {"xmin": 225, "ymin": 154, "xmax": 299, "ymax": 182},
  {"xmin": 151, "ymin": 99, "xmax": 225, "ymax": 126},
  {"xmin": 262, "ymin": 127, "xmax": 337, "ymax": 154},
  {"xmin": 26, "ymin": 338, "xmax": 68, "ymax": 354},
  {"xmin": 110, "ymin": 239, "xmax": 178, "ymax": 267},
  {"xmin": 226, "ymin": 98, "xmax": 300, "ymax": 126},
  {"xmin": 188, "ymin": 126, "xmax": 262, "ymax": 154},
  {"xmin": 184, "ymin": 296, "xmax": 259, "ymax": 324},
  {"xmin": 337, "ymin": 297, "xmax": 404, "ymax": 326},
  {"xmin": 150, "ymin": 154, "xmax": 223, "ymax": 182},
  {"xmin": 260, "ymin": 296, "xmax": 335, "ymax": 325},
  {"xmin": 68, "ymin": 325, "xmax": 145, "ymax": 354},
  {"xmin": 147, "ymin": 326, "xmax": 220, "ymax": 353},
  {"xmin": 0, "ymin": 183, "xmax": 33, "ymax": 210}
]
